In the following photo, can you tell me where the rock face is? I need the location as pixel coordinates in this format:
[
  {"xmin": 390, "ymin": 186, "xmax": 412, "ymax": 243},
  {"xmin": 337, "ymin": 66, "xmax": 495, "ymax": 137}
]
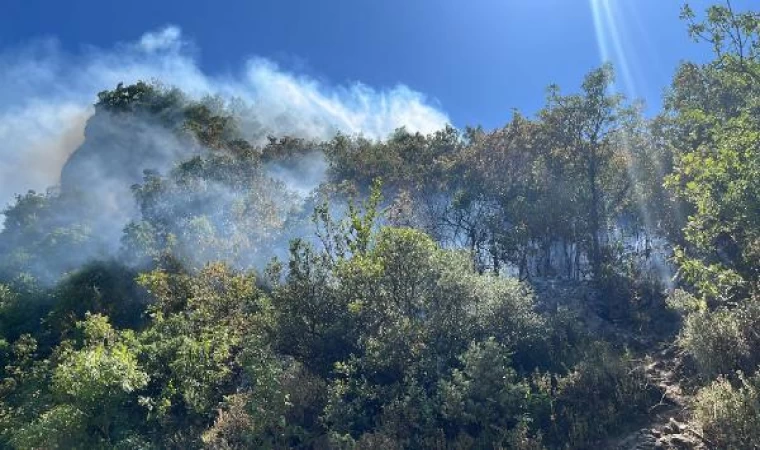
[
  {"xmin": 57, "ymin": 108, "xmax": 205, "ymax": 245},
  {"xmin": 60, "ymin": 110, "xmax": 200, "ymax": 195}
]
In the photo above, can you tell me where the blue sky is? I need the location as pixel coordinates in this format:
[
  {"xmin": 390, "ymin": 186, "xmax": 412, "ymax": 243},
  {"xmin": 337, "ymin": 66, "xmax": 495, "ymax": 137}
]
[{"xmin": 0, "ymin": 0, "xmax": 752, "ymax": 129}]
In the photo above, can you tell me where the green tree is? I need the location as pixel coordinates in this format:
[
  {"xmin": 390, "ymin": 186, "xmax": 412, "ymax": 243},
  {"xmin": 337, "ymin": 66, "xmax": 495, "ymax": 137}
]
[
  {"xmin": 666, "ymin": 2, "xmax": 760, "ymax": 304},
  {"xmin": 540, "ymin": 64, "xmax": 631, "ymax": 279},
  {"xmin": 12, "ymin": 315, "xmax": 148, "ymax": 448}
]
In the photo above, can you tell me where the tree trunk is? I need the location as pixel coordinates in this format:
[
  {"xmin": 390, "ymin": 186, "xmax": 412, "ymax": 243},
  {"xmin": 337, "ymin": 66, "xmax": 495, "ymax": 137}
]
[{"xmin": 588, "ymin": 147, "xmax": 603, "ymax": 280}]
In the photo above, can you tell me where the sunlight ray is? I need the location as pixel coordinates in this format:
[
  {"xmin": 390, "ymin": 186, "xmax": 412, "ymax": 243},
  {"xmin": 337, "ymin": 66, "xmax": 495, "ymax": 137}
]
[{"xmin": 589, "ymin": 0, "xmax": 674, "ymax": 288}]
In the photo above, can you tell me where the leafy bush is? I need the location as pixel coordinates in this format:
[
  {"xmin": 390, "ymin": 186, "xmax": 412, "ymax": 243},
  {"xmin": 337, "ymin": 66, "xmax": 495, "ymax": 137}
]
[
  {"xmin": 543, "ymin": 344, "xmax": 660, "ymax": 448},
  {"xmin": 693, "ymin": 371, "xmax": 760, "ymax": 449},
  {"xmin": 437, "ymin": 338, "xmax": 535, "ymax": 447},
  {"xmin": 47, "ymin": 261, "xmax": 148, "ymax": 338},
  {"xmin": 677, "ymin": 296, "xmax": 760, "ymax": 378},
  {"xmin": 11, "ymin": 315, "xmax": 149, "ymax": 448}
]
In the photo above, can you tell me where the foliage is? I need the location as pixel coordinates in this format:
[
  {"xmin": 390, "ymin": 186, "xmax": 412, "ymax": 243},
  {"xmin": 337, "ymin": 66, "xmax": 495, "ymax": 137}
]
[
  {"xmin": 543, "ymin": 345, "xmax": 659, "ymax": 448},
  {"xmin": 667, "ymin": 2, "xmax": 760, "ymax": 304},
  {"xmin": 678, "ymin": 295, "xmax": 760, "ymax": 379},
  {"xmin": 10, "ymin": 4, "xmax": 760, "ymax": 446},
  {"xmin": 11, "ymin": 315, "xmax": 148, "ymax": 448},
  {"xmin": 693, "ymin": 371, "xmax": 760, "ymax": 449},
  {"xmin": 437, "ymin": 339, "xmax": 533, "ymax": 446}
]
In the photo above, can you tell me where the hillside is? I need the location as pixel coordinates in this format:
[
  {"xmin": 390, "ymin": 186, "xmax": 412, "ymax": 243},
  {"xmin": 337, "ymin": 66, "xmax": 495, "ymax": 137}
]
[{"xmin": 2, "ymin": 3, "xmax": 760, "ymax": 449}]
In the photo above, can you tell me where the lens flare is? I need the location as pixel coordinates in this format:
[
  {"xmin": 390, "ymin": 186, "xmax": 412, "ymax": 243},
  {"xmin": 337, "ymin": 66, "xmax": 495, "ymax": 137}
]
[{"xmin": 589, "ymin": 0, "xmax": 674, "ymax": 288}]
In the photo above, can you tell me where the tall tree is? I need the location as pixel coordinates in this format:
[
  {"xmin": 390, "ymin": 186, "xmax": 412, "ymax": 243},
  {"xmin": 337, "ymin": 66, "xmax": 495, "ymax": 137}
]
[
  {"xmin": 540, "ymin": 64, "xmax": 630, "ymax": 279},
  {"xmin": 668, "ymin": 2, "xmax": 760, "ymax": 302}
]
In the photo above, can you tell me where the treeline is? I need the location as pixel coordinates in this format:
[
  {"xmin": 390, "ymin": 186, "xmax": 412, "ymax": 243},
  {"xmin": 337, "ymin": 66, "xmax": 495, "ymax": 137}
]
[
  {"xmin": 325, "ymin": 65, "xmax": 678, "ymax": 282},
  {"xmin": 1, "ymin": 2, "xmax": 760, "ymax": 449}
]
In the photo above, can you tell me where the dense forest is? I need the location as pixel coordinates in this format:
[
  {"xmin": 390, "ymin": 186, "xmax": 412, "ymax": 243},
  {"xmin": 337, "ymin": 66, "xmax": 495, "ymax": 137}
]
[{"xmin": 1, "ymin": 3, "xmax": 760, "ymax": 449}]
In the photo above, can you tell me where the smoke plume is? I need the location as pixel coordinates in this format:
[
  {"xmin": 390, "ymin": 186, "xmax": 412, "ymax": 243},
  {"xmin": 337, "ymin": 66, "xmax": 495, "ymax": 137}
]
[{"xmin": 0, "ymin": 26, "xmax": 449, "ymax": 223}]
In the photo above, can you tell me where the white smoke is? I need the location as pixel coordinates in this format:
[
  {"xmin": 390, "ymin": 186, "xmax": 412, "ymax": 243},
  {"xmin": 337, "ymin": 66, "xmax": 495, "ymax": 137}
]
[{"xmin": 0, "ymin": 25, "xmax": 449, "ymax": 221}]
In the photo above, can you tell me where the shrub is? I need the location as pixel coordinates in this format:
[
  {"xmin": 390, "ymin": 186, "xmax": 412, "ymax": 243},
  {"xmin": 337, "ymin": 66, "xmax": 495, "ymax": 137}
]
[
  {"xmin": 677, "ymin": 296, "xmax": 760, "ymax": 378},
  {"xmin": 693, "ymin": 371, "xmax": 760, "ymax": 449},
  {"xmin": 544, "ymin": 344, "xmax": 660, "ymax": 448},
  {"xmin": 438, "ymin": 339, "xmax": 533, "ymax": 446}
]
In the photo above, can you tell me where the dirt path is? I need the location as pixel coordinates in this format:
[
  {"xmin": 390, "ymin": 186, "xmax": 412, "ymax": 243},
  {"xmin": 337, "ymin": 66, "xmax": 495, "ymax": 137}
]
[
  {"xmin": 531, "ymin": 280, "xmax": 712, "ymax": 449},
  {"xmin": 612, "ymin": 345, "xmax": 710, "ymax": 450}
]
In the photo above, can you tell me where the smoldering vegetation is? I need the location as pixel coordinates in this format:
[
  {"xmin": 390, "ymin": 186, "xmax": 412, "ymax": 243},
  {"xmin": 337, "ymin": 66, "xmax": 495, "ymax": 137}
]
[
  {"xmin": 0, "ymin": 24, "xmax": 449, "ymax": 284},
  {"xmin": 3, "ymin": 4, "xmax": 760, "ymax": 448},
  {"xmin": 0, "ymin": 26, "xmax": 448, "ymax": 226},
  {"xmin": 0, "ymin": 64, "xmax": 679, "ymax": 292},
  {"xmin": 0, "ymin": 82, "xmax": 357, "ymax": 283}
]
